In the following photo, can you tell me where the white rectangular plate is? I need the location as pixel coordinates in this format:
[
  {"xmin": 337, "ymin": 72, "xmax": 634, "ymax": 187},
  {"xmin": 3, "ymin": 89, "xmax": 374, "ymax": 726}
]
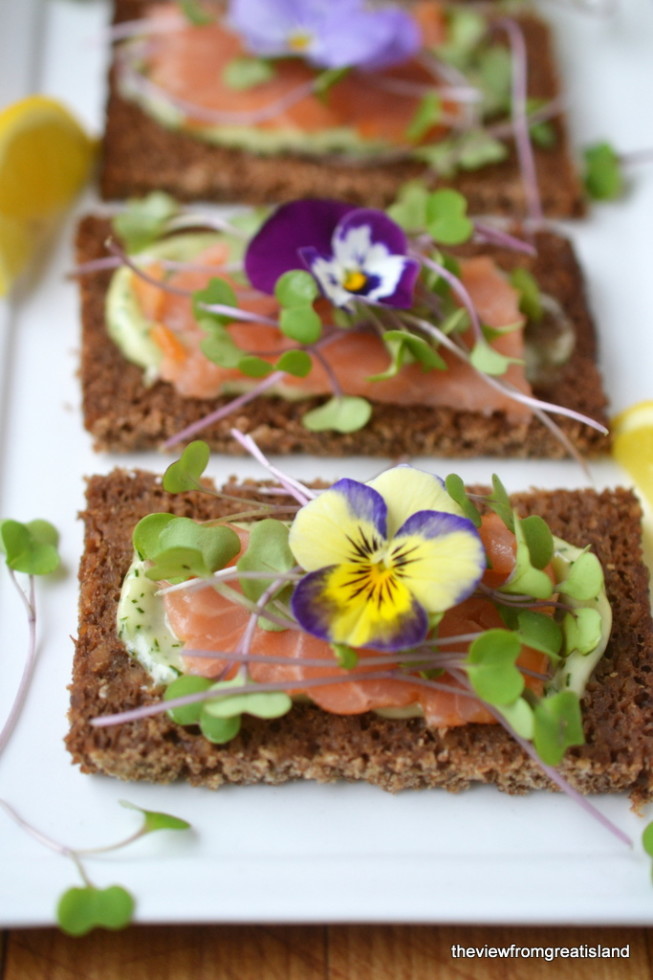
[{"xmin": 1, "ymin": 0, "xmax": 653, "ymax": 928}]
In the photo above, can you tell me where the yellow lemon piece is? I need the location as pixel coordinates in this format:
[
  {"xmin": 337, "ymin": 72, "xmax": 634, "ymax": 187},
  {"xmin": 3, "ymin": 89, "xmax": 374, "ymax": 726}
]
[
  {"xmin": 612, "ymin": 401, "xmax": 653, "ymax": 511},
  {"xmin": 0, "ymin": 95, "xmax": 95, "ymax": 296}
]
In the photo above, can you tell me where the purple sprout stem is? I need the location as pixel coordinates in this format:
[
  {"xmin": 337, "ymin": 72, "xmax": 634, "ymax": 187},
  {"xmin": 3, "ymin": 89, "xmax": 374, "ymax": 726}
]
[
  {"xmin": 416, "ymin": 253, "xmax": 484, "ymax": 345},
  {"xmin": 90, "ymin": 669, "xmax": 483, "ymax": 729},
  {"xmin": 67, "ymin": 255, "xmax": 123, "ymax": 278},
  {"xmin": 103, "ymin": 13, "xmax": 187, "ymax": 43},
  {"xmin": 495, "ymin": 17, "xmax": 543, "ymax": 228},
  {"xmin": 403, "ymin": 311, "xmax": 608, "ymax": 436},
  {"xmin": 472, "ymin": 221, "xmax": 537, "ymax": 257},
  {"xmin": 106, "ymin": 238, "xmax": 278, "ymax": 327},
  {"xmin": 229, "ymin": 428, "xmax": 317, "ymax": 504},
  {"xmin": 162, "ymin": 371, "xmax": 286, "ymax": 449},
  {"xmin": 0, "ymin": 573, "xmax": 36, "ymax": 757}
]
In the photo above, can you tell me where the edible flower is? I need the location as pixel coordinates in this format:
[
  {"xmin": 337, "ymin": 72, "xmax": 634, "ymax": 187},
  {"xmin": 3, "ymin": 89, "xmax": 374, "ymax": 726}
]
[
  {"xmin": 244, "ymin": 198, "xmax": 420, "ymax": 309},
  {"xmin": 227, "ymin": 0, "xmax": 420, "ymax": 71},
  {"xmin": 288, "ymin": 465, "xmax": 486, "ymax": 651}
]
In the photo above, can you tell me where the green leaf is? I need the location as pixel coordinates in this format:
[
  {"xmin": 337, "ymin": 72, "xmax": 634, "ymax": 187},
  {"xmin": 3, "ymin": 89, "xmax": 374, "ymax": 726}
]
[
  {"xmin": 501, "ymin": 516, "xmax": 554, "ymax": 600},
  {"xmin": 563, "ymin": 607, "xmax": 603, "ymax": 656},
  {"xmin": 444, "ymin": 474, "xmax": 481, "ymax": 527},
  {"xmin": 275, "ymin": 349, "xmax": 312, "ymax": 377},
  {"xmin": 275, "ymin": 269, "xmax": 319, "ymax": 308},
  {"xmin": 162, "ymin": 440, "xmax": 210, "ymax": 493},
  {"xmin": 557, "ymin": 550, "xmax": 604, "ymax": 601},
  {"xmin": 425, "ymin": 189, "xmax": 473, "ymax": 245},
  {"xmin": 313, "ymin": 66, "xmax": 350, "ymax": 99},
  {"xmin": 498, "ymin": 697, "xmax": 534, "ymax": 739},
  {"xmin": 583, "ymin": 142, "xmax": 624, "ymax": 201},
  {"xmin": 112, "ymin": 192, "xmax": 178, "ymax": 252},
  {"xmin": 466, "ymin": 629, "xmax": 524, "ymax": 706},
  {"xmin": 237, "ymin": 519, "xmax": 295, "ymax": 628},
  {"xmin": 469, "ymin": 339, "xmax": 520, "ymax": 377},
  {"xmin": 406, "ymin": 92, "xmax": 442, "ymax": 143},
  {"xmin": 302, "ymin": 396, "xmax": 372, "ymax": 433},
  {"xmin": 279, "ymin": 306, "xmax": 322, "ymax": 345},
  {"xmin": 387, "ymin": 181, "xmax": 430, "ymax": 232},
  {"xmin": 199, "ymin": 321, "xmax": 243, "ymax": 367},
  {"xmin": 533, "ymin": 690, "xmax": 584, "ymax": 765},
  {"xmin": 515, "ymin": 610, "xmax": 562, "ymax": 658},
  {"xmin": 0, "ymin": 519, "xmax": 60, "ymax": 575},
  {"xmin": 193, "ymin": 278, "xmax": 239, "ymax": 325},
  {"xmin": 143, "ymin": 517, "xmax": 241, "ymax": 581},
  {"xmin": 57, "ymin": 885, "xmax": 135, "ymax": 937},
  {"xmin": 476, "ymin": 46, "xmax": 512, "ymax": 115},
  {"xmin": 223, "ymin": 56, "xmax": 275, "ymax": 90},
  {"xmin": 133, "ymin": 512, "xmax": 176, "ymax": 560},
  {"xmin": 487, "ymin": 475, "xmax": 514, "ymax": 531},
  {"xmin": 436, "ymin": 9, "xmax": 486, "ymax": 68},
  {"xmin": 642, "ymin": 822, "xmax": 653, "ymax": 858},
  {"xmin": 368, "ymin": 330, "xmax": 446, "ymax": 382},
  {"xmin": 509, "ymin": 267, "xmax": 543, "ymax": 323},
  {"xmin": 332, "ymin": 644, "xmax": 359, "ymax": 669},
  {"xmin": 457, "ymin": 129, "xmax": 508, "ymax": 172},
  {"xmin": 179, "ymin": 0, "xmax": 213, "ymax": 25},
  {"xmin": 199, "ymin": 711, "xmax": 242, "ymax": 743},
  {"xmin": 519, "ymin": 515, "xmax": 554, "ymax": 570},
  {"xmin": 165, "ymin": 675, "xmax": 213, "ymax": 726},
  {"xmin": 119, "ymin": 800, "xmax": 191, "ymax": 833},
  {"xmin": 204, "ymin": 682, "xmax": 292, "ymax": 719},
  {"xmin": 237, "ymin": 355, "xmax": 274, "ymax": 378}
]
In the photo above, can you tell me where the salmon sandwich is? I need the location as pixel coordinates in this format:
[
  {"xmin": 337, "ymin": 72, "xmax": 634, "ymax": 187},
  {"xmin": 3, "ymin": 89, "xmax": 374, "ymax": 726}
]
[
  {"xmin": 100, "ymin": 0, "xmax": 583, "ymax": 220},
  {"xmin": 67, "ymin": 445, "xmax": 653, "ymax": 806},
  {"xmin": 75, "ymin": 192, "xmax": 609, "ymax": 457}
]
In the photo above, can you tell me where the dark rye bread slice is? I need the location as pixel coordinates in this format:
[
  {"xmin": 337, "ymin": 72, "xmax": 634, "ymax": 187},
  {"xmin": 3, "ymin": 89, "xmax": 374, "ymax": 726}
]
[
  {"xmin": 76, "ymin": 214, "xmax": 610, "ymax": 457},
  {"xmin": 100, "ymin": 1, "xmax": 584, "ymax": 218},
  {"xmin": 67, "ymin": 469, "xmax": 653, "ymax": 806}
]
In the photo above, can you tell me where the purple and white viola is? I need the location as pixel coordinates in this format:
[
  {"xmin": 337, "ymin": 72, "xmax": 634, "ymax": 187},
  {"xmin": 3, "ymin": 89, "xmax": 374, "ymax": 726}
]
[
  {"xmin": 227, "ymin": 0, "xmax": 421, "ymax": 72},
  {"xmin": 244, "ymin": 198, "xmax": 420, "ymax": 310}
]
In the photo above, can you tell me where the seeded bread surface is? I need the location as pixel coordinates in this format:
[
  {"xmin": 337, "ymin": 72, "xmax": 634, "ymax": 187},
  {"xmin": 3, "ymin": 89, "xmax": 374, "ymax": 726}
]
[
  {"xmin": 100, "ymin": 1, "xmax": 584, "ymax": 218},
  {"xmin": 76, "ymin": 215, "xmax": 610, "ymax": 456},
  {"xmin": 67, "ymin": 471, "xmax": 653, "ymax": 805}
]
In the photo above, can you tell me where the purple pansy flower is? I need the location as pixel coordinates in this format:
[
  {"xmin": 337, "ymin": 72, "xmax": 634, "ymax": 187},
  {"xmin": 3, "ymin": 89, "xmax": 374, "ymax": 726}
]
[
  {"xmin": 245, "ymin": 198, "xmax": 420, "ymax": 310},
  {"xmin": 227, "ymin": 0, "xmax": 421, "ymax": 72},
  {"xmin": 287, "ymin": 466, "xmax": 486, "ymax": 651}
]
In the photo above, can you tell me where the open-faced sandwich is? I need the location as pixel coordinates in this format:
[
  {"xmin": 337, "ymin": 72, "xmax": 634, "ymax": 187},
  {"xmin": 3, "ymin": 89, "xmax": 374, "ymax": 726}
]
[
  {"xmin": 75, "ymin": 191, "xmax": 609, "ymax": 457},
  {"xmin": 101, "ymin": 0, "xmax": 584, "ymax": 219},
  {"xmin": 67, "ymin": 443, "xmax": 653, "ymax": 807}
]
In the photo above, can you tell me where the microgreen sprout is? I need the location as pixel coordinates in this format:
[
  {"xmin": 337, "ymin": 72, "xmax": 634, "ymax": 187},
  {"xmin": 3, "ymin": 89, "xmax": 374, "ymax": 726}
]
[
  {"xmin": 0, "ymin": 799, "xmax": 191, "ymax": 936},
  {"xmin": 0, "ymin": 518, "xmax": 60, "ymax": 756}
]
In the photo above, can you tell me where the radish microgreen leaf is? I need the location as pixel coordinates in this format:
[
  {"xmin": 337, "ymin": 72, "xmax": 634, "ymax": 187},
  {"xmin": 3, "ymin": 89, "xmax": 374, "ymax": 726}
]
[
  {"xmin": 533, "ymin": 691, "xmax": 584, "ymax": 765},
  {"xmin": 162, "ymin": 439, "xmax": 210, "ymax": 492},
  {"xmin": 302, "ymin": 395, "xmax": 372, "ymax": 433},
  {"xmin": 57, "ymin": 885, "xmax": 135, "ymax": 937},
  {"xmin": 113, "ymin": 192, "xmax": 178, "ymax": 252},
  {"xmin": 583, "ymin": 142, "xmax": 624, "ymax": 201}
]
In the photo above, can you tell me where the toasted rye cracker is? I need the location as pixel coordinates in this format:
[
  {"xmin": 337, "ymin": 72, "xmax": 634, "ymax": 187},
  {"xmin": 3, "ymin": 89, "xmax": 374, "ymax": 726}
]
[
  {"xmin": 67, "ymin": 470, "xmax": 653, "ymax": 807},
  {"xmin": 76, "ymin": 215, "xmax": 609, "ymax": 456}
]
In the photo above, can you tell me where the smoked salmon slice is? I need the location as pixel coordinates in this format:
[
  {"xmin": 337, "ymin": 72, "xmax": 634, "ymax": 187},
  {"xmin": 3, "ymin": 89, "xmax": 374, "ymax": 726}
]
[
  {"xmin": 136, "ymin": 242, "xmax": 531, "ymax": 418},
  {"xmin": 138, "ymin": 3, "xmax": 450, "ymax": 147},
  {"xmin": 163, "ymin": 515, "xmax": 550, "ymax": 729}
]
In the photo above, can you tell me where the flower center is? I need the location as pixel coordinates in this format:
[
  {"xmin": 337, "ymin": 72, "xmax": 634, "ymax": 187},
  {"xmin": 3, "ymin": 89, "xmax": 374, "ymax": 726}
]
[
  {"xmin": 342, "ymin": 269, "xmax": 368, "ymax": 293},
  {"xmin": 288, "ymin": 31, "xmax": 313, "ymax": 51}
]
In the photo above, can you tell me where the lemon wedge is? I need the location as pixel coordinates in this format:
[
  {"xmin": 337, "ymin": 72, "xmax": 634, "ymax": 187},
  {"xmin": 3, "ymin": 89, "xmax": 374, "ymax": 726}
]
[
  {"xmin": 612, "ymin": 401, "xmax": 653, "ymax": 510},
  {"xmin": 0, "ymin": 95, "xmax": 95, "ymax": 296}
]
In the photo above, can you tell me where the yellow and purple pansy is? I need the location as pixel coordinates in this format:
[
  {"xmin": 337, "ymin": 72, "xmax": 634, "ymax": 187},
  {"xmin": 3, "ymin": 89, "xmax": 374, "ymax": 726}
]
[
  {"xmin": 244, "ymin": 198, "xmax": 420, "ymax": 310},
  {"xmin": 227, "ymin": 0, "xmax": 421, "ymax": 71},
  {"xmin": 288, "ymin": 466, "xmax": 486, "ymax": 651}
]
